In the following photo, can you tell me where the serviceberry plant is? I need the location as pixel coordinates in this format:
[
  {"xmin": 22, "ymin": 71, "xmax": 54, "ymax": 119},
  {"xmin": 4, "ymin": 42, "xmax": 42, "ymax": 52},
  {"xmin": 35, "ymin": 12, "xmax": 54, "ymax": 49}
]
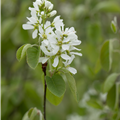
[{"xmin": 16, "ymin": 0, "xmax": 82, "ymax": 120}]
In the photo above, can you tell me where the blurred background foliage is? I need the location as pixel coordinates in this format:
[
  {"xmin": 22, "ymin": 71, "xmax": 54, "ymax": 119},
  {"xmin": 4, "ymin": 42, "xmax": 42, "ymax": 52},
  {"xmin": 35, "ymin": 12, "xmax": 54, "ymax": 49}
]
[{"xmin": 1, "ymin": 0, "xmax": 120, "ymax": 120}]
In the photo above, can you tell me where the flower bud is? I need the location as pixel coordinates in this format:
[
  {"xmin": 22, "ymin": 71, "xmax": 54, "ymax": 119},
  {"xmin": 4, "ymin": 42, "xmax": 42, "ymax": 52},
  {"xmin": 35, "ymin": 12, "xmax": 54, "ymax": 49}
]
[
  {"xmin": 41, "ymin": 11, "xmax": 44, "ymax": 15},
  {"xmin": 45, "ymin": 1, "xmax": 52, "ymax": 8},
  {"xmin": 49, "ymin": 4, "xmax": 53, "ymax": 11},
  {"xmin": 49, "ymin": 10, "xmax": 57, "ymax": 17}
]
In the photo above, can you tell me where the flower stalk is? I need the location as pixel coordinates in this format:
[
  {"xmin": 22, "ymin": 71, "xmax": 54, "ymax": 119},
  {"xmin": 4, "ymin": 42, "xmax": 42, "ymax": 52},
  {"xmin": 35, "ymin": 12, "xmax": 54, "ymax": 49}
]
[{"xmin": 42, "ymin": 62, "xmax": 47, "ymax": 120}]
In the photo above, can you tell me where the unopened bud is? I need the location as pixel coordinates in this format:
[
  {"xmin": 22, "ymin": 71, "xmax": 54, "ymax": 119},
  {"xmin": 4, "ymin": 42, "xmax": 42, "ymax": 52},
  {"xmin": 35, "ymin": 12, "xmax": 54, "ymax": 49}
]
[
  {"xmin": 41, "ymin": 11, "xmax": 44, "ymax": 15},
  {"xmin": 45, "ymin": 1, "xmax": 52, "ymax": 8},
  {"xmin": 49, "ymin": 10, "xmax": 57, "ymax": 17},
  {"xmin": 49, "ymin": 4, "xmax": 53, "ymax": 11}
]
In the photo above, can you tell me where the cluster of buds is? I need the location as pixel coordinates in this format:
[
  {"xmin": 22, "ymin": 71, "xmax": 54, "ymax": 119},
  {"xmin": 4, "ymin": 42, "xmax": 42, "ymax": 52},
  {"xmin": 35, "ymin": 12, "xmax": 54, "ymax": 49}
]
[{"xmin": 22, "ymin": 0, "xmax": 82, "ymax": 74}]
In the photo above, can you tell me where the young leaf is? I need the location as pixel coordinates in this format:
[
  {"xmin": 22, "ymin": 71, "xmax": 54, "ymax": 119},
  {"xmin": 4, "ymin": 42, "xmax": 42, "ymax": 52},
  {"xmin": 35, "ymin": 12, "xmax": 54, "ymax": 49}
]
[
  {"xmin": 46, "ymin": 88, "xmax": 64, "ymax": 106},
  {"xmin": 26, "ymin": 46, "xmax": 40, "ymax": 69},
  {"xmin": 111, "ymin": 21, "xmax": 117, "ymax": 33},
  {"xmin": 94, "ymin": 1, "xmax": 120, "ymax": 13},
  {"xmin": 111, "ymin": 17, "xmax": 117, "ymax": 33},
  {"xmin": 100, "ymin": 40, "xmax": 112, "ymax": 72},
  {"xmin": 103, "ymin": 73, "xmax": 119, "ymax": 93},
  {"xmin": 65, "ymin": 72, "xmax": 78, "ymax": 102},
  {"xmin": 107, "ymin": 85, "xmax": 116, "ymax": 109},
  {"xmin": 16, "ymin": 44, "xmax": 31, "ymax": 61},
  {"xmin": 46, "ymin": 74, "xmax": 66, "ymax": 97},
  {"xmin": 22, "ymin": 107, "xmax": 43, "ymax": 120}
]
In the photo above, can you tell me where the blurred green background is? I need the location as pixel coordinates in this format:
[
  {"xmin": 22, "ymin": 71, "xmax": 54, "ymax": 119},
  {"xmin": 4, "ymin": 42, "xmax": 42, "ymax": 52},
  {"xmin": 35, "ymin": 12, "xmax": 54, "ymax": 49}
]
[{"xmin": 1, "ymin": 0, "xmax": 120, "ymax": 120}]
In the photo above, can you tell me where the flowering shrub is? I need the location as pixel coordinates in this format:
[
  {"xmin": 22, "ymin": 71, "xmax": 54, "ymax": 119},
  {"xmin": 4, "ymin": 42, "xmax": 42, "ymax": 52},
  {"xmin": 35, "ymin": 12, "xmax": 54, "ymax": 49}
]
[{"xmin": 16, "ymin": 0, "xmax": 82, "ymax": 120}]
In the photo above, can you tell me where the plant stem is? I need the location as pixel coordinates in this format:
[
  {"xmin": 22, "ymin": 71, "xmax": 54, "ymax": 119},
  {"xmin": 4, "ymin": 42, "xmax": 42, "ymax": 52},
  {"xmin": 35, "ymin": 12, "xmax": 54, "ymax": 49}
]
[{"xmin": 42, "ymin": 62, "xmax": 47, "ymax": 120}]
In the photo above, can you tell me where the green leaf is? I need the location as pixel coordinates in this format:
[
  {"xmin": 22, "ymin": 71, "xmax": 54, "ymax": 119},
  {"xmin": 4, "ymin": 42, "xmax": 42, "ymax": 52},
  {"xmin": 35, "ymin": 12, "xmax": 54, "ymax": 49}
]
[
  {"xmin": 65, "ymin": 72, "xmax": 78, "ymax": 102},
  {"xmin": 26, "ymin": 47, "xmax": 40, "ymax": 69},
  {"xmin": 100, "ymin": 40, "xmax": 112, "ymax": 71},
  {"xmin": 46, "ymin": 88, "xmax": 64, "ymax": 106},
  {"xmin": 111, "ymin": 17, "xmax": 117, "ymax": 33},
  {"xmin": 46, "ymin": 74, "xmax": 66, "ymax": 97},
  {"xmin": 111, "ymin": 22, "xmax": 117, "ymax": 33},
  {"xmin": 22, "ymin": 107, "xmax": 43, "ymax": 120},
  {"xmin": 107, "ymin": 85, "xmax": 116, "ymax": 109},
  {"xmin": 16, "ymin": 44, "xmax": 31, "ymax": 61},
  {"xmin": 94, "ymin": 1, "xmax": 120, "ymax": 13},
  {"xmin": 103, "ymin": 73, "xmax": 119, "ymax": 93},
  {"xmin": 87, "ymin": 100, "xmax": 103, "ymax": 110}
]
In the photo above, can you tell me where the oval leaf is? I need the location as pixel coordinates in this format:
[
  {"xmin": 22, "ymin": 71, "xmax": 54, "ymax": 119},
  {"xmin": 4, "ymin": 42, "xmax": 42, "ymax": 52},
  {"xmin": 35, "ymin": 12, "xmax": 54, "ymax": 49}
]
[
  {"xmin": 16, "ymin": 44, "xmax": 31, "ymax": 61},
  {"xmin": 46, "ymin": 74, "xmax": 66, "ymax": 97},
  {"xmin": 103, "ymin": 73, "xmax": 119, "ymax": 93},
  {"xmin": 65, "ymin": 72, "xmax": 78, "ymax": 102},
  {"xmin": 100, "ymin": 40, "xmax": 112, "ymax": 71},
  {"xmin": 46, "ymin": 88, "xmax": 64, "ymax": 106},
  {"xmin": 26, "ymin": 47, "xmax": 40, "ymax": 69}
]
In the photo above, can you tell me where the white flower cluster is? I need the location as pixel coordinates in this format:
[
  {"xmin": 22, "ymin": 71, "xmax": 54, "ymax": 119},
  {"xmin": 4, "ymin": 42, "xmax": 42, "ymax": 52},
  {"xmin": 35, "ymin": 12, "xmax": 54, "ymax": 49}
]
[{"xmin": 22, "ymin": 0, "xmax": 82, "ymax": 74}]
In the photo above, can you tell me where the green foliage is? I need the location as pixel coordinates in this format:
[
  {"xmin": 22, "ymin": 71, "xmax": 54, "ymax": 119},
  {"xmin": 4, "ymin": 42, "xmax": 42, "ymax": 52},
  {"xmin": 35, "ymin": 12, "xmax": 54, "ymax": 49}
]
[
  {"xmin": 106, "ymin": 85, "xmax": 116, "ymax": 109},
  {"xmin": 46, "ymin": 88, "xmax": 64, "ymax": 106},
  {"xmin": 103, "ymin": 73, "xmax": 119, "ymax": 93},
  {"xmin": 46, "ymin": 74, "xmax": 66, "ymax": 97},
  {"xmin": 22, "ymin": 107, "xmax": 43, "ymax": 120},
  {"xmin": 94, "ymin": 1, "xmax": 120, "ymax": 13},
  {"xmin": 111, "ymin": 17, "xmax": 117, "ymax": 33},
  {"xmin": 100, "ymin": 40, "xmax": 112, "ymax": 72},
  {"xmin": 86, "ymin": 100, "xmax": 103, "ymax": 110},
  {"xmin": 16, "ymin": 44, "xmax": 31, "ymax": 61},
  {"xmin": 65, "ymin": 73, "xmax": 78, "ymax": 102},
  {"xmin": 26, "ymin": 47, "xmax": 40, "ymax": 69},
  {"xmin": 1, "ymin": 0, "xmax": 120, "ymax": 120}
]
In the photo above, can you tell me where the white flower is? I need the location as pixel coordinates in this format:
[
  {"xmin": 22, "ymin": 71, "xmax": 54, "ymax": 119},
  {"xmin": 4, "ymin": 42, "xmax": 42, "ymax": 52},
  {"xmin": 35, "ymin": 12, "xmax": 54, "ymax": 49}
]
[
  {"xmin": 63, "ymin": 55, "xmax": 77, "ymax": 74},
  {"xmin": 52, "ymin": 54, "xmax": 71, "ymax": 67},
  {"xmin": 52, "ymin": 16, "xmax": 64, "ymax": 30},
  {"xmin": 40, "ymin": 40, "xmax": 59, "ymax": 56},
  {"xmin": 39, "ymin": 21, "xmax": 53, "ymax": 39},
  {"xmin": 22, "ymin": 17, "xmax": 42, "ymax": 39}
]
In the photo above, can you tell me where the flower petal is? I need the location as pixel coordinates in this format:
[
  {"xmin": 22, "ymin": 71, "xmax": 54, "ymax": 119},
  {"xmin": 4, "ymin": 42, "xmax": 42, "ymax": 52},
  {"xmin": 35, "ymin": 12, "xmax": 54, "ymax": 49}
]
[
  {"xmin": 67, "ymin": 67, "xmax": 77, "ymax": 74},
  {"xmin": 61, "ymin": 54, "xmax": 71, "ymax": 60},
  {"xmin": 22, "ymin": 24, "xmax": 34, "ymax": 30},
  {"xmin": 39, "ymin": 57, "xmax": 49, "ymax": 64},
  {"xmin": 32, "ymin": 29, "xmax": 38, "ymax": 39},
  {"xmin": 52, "ymin": 56, "xmax": 59, "ymax": 67},
  {"xmin": 70, "ymin": 52, "xmax": 82, "ymax": 56},
  {"xmin": 71, "ymin": 40, "xmax": 81, "ymax": 45},
  {"xmin": 62, "ymin": 44, "xmax": 69, "ymax": 50}
]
